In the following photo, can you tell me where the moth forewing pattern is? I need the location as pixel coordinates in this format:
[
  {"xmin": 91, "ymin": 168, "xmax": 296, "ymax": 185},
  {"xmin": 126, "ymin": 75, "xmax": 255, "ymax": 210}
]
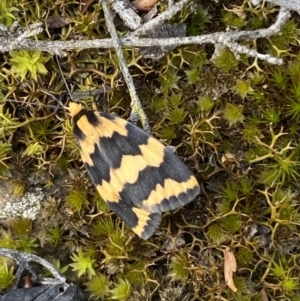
[{"xmin": 69, "ymin": 102, "xmax": 200, "ymax": 239}]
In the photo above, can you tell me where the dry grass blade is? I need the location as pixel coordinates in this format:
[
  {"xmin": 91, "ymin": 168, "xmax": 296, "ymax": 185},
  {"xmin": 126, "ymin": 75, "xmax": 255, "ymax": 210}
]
[{"xmin": 224, "ymin": 247, "xmax": 237, "ymax": 292}]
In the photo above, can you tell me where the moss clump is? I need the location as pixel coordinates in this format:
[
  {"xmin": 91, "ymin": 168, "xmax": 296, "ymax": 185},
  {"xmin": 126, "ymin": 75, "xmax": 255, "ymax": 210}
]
[
  {"xmin": 169, "ymin": 252, "xmax": 190, "ymax": 282},
  {"xmin": 111, "ymin": 278, "xmax": 131, "ymax": 301},
  {"xmin": 211, "ymin": 48, "xmax": 239, "ymax": 72},
  {"xmin": 66, "ymin": 189, "xmax": 88, "ymax": 212},
  {"xmin": 223, "ymin": 103, "xmax": 244, "ymax": 127},
  {"xmin": 220, "ymin": 215, "xmax": 242, "ymax": 233},
  {"xmin": 85, "ymin": 274, "xmax": 110, "ymax": 298},
  {"xmin": 70, "ymin": 248, "xmax": 96, "ymax": 278},
  {"xmin": 236, "ymin": 247, "xmax": 253, "ymax": 265},
  {"xmin": 0, "ymin": 259, "xmax": 15, "ymax": 290},
  {"xmin": 10, "ymin": 50, "xmax": 50, "ymax": 81}
]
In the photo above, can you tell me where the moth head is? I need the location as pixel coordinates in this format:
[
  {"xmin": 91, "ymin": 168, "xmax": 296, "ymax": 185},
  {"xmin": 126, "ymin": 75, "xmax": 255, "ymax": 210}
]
[{"xmin": 68, "ymin": 102, "xmax": 84, "ymax": 117}]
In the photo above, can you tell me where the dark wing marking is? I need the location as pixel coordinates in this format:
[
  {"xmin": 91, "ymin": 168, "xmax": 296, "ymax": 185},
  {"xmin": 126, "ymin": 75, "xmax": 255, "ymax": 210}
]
[{"xmin": 107, "ymin": 201, "xmax": 161, "ymax": 239}]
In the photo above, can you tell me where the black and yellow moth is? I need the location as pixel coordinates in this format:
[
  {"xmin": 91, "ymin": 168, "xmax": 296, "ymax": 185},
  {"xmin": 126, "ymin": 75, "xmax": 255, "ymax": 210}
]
[{"xmin": 69, "ymin": 102, "xmax": 200, "ymax": 239}]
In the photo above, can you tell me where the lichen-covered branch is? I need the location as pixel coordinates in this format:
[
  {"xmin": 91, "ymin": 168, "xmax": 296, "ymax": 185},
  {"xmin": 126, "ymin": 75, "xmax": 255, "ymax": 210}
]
[
  {"xmin": 110, "ymin": 0, "xmax": 143, "ymax": 30},
  {"xmin": 100, "ymin": 0, "xmax": 150, "ymax": 131},
  {"xmin": 0, "ymin": 6, "xmax": 291, "ymax": 66},
  {"xmin": 251, "ymin": 0, "xmax": 300, "ymax": 11},
  {"xmin": 129, "ymin": 0, "xmax": 193, "ymax": 37},
  {"xmin": 0, "ymin": 248, "xmax": 66, "ymax": 288}
]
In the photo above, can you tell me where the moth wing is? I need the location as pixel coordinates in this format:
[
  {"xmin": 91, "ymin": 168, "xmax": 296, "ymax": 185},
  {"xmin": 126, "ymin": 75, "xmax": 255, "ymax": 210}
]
[
  {"xmin": 108, "ymin": 201, "xmax": 162, "ymax": 239},
  {"xmin": 89, "ymin": 111, "xmax": 200, "ymax": 214},
  {"xmin": 73, "ymin": 109, "xmax": 199, "ymax": 238}
]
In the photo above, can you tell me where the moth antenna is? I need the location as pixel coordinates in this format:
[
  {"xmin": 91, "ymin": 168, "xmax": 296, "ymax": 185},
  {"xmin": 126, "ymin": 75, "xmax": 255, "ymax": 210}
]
[
  {"xmin": 55, "ymin": 56, "xmax": 73, "ymax": 99},
  {"xmin": 40, "ymin": 90, "xmax": 68, "ymax": 111},
  {"xmin": 4, "ymin": 98, "xmax": 59, "ymax": 110}
]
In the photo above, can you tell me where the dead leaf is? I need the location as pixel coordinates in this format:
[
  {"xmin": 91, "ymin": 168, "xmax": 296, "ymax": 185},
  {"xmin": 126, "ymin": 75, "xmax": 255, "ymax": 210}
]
[
  {"xmin": 79, "ymin": 0, "xmax": 96, "ymax": 13},
  {"xmin": 224, "ymin": 247, "xmax": 237, "ymax": 292},
  {"xmin": 131, "ymin": 0, "xmax": 158, "ymax": 11},
  {"xmin": 46, "ymin": 16, "xmax": 70, "ymax": 29},
  {"xmin": 260, "ymin": 288, "xmax": 268, "ymax": 301},
  {"xmin": 221, "ymin": 152, "xmax": 237, "ymax": 164}
]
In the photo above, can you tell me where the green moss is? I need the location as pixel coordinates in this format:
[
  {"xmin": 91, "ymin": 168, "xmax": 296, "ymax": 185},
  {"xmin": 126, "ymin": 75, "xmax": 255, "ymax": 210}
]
[
  {"xmin": 237, "ymin": 179, "xmax": 253, "ymax": 196},
  {"xmin": 10, "ymin": 50, "xmax": 50, "ymax": 81},
  {"xmin": 0, "ymin": 259, "xmax": 15, "ymax": 290},
  {"xmin": 125, "ymin": 262, "xmax": 145, "ymax": 287},
  {"xmin": 271, "ymin": 257, "xmax": 292, "ymax": 279},
  {"xmin": 51, "ymin": 259, "xmax": 69, "ymax": 275},
  {"xmin": 0, "ymin": 1, "xmax": 19, "ymax": 26},
  {"xmin": 262, "ymin": 107, "xmax": 281, "ymax": 124},
  {"xmin": 169, "ymin": 252, "xmax": 190, "ymax": 282},
  {"xmin": 220, "ymin": 215, "xmax": 242, "ymax": 232},
  {"xmin": 66, "ymin": 189, "xmax": 88, "ymax": 212},
  {"xmin": 187, "ymin": 7, "xmax": 211, "ymax": 35},
  {"xmin": 159, "ymin": 69, "xmax": 180, "ymax": 93},
  {"xmin": 271, "ymin": 19, "xmax": 300, "ymax": 48},
  {"xmin": 242, "ymin": 123, "xmax": 262, "ymax": 144},
  {"xmin": 85, "ymin": 274, "xmax": 110, "ymax": 298},
  {"xmin": 0, "ymin": 141, "xmax": 12, "ymax": 161},
  {"xmin": 223, "ymin": 103, "xmax": 244, "ymax": 127},
  {"xmin": 91, "ymin": 217, "xmax": 117, "ymax": 238},
  {"xmin": 259, "ymin": 157, "xmax": 300, "ymax": 186},
  {"xmin": 0, "ymin": 230, "xmax": 17, "ymax": 249},
  {"xmin": 17, "ymin": 237, "xmax": 38, "ymax": 253},
  {"xmin": 221, "ymin": 181, "xmax": 238, "ymax": 202},
  {"xmin": 236, "ymin": 247, "xmax": 253, "ymax": 265},
  {"xmin": 47, "ymin": 226, "xmax": 64, "ymax": 246},
  {"xmin": 211, "ymin": 48, "xmax": 239, "ymax": 72},
  {"xmin": 111, "ymin": 278, "xmax": 131, "ymax": 301},
  {"xmin": 287, "ymin": 98, "xmax": 300, "ymax": 120},
  {"xmin": 70, "ymin": 248, "xmax": 96, "ymax": 278},
  {"xmin": 221, "ymin": 11, "xmax": 247, "ymax": 28},
  {"xmin": 282, "ymin": 277, "xmax": 299, "ymax": 292},
  {"xmin": 206, "ymin": 223, "xmax": 227, "ymax": 243},
  {"xmin": 22, "ymin": 142, "xmax": 44, "ymax": 157},
  {"xmin": 74, "ymin": 11, "xmax": 101, "ymax": 36},
  {"xmin": 91, "ymin": 217, "xmax": 127, "ymax": 256},
  {"xmin": 216, "ymin": 199, "xmax": 232, "ymax": 214},
  {"xmin": 197, "ymin": 95, "xmax": 214, "ymax": 112},
  {"xmin": 153, "ymin": 96, "xmax": 167, "ymax": 113},
  {"xmin": 0, "ymin": 106, "xmax": 21, "ymax": 134},
  {"xmin": 228, "ymin": 276, "xmax": 248, "ymax": 294},
  {"xmin": 9, "ymin": 217, "xmax": 32, "ymax": 236},
  {"xmin": 185, "ymin": 68, "xmax": 201, "ymax": 85},
  {"xmin": 169, "ymin": 92, "xmax": 182, "ymax": 107},
  {"xmin": 29, "ymin": 119, "xmax": 59, "ymax": 144},
  {"xmin": 270, "ymin": 67, "xmax": 286, "ymax": 88},
  {"xmin": 107, "ymin": 229, "xmax": 128, "ymax": 257},
  {"xmin": 92, "ymin": 193, "xmax": 109, "ymax": 213},
  {"xmin": 234, "ymin": 79, "xmax": 253, "ymax": 99},
  {"xmin": 159, "ymin": 126, "xmax": 176, "ymax": 142},
  {"xmin": 167, "ymin": 108, "xmax": 188, "ymax": 125}
]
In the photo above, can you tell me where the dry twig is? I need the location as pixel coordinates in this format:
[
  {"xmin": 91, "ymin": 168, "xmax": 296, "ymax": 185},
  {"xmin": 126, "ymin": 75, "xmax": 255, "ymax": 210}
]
[{"xmin": 100, "ymin": 0, "xmax": 150, "ymax": 131}]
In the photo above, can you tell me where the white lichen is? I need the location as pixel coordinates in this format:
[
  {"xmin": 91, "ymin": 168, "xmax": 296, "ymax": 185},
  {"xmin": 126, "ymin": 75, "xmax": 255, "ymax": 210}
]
[{"xmin": 0, "ymin": 188, "xmax": 44, "ymax": 220}]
